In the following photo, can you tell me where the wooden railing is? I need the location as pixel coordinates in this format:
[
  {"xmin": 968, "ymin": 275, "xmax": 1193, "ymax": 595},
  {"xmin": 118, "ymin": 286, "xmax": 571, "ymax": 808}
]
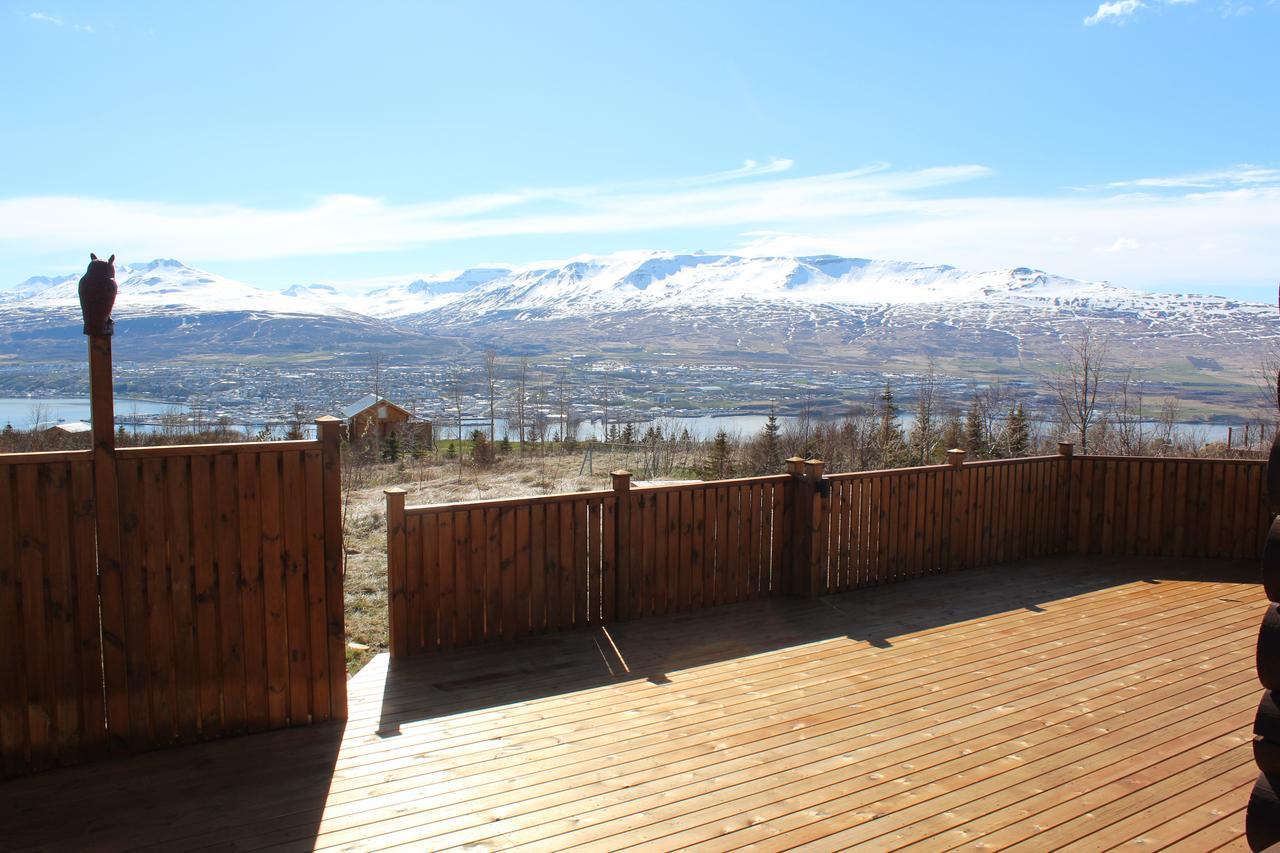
[
  {"xmin": 386, "ymin": 446, "xmax": 1269, "ymax": 658},
  {"xmin": 615, "ymin": 474, "xmax": 788, "ymax": 620},
  {"xmin": 0, "ymin": 426, "xmax": 346, "ymax": 779},
  {"xmin": 0, "ymin": 450, "xmax": 103, "ymax": 776},
  {"xmin": 385, "ymin": 489, "xmax": 617, "ymax": 656},
  {"xmin": 1069, "ymin": 454, "xmax": 1264, "ymax": 560},
  {"xmin": 810, "ymin": 455, "xmax": 1071, "ymax": 595}
]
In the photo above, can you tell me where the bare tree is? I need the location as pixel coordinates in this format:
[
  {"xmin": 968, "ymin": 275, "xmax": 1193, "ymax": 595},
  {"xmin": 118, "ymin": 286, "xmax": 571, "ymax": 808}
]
[
  {"xmin": 368, "ymin": 350, "xmax": 385, "ymax": 399},
  {"xmin": 1053, "ymin": 329, "xmax": 1108, "ymax": 453},
  {"xmin": 447, "ymin": 369, "xmax": 466, "ymax": 473},
  {"xmin": 556, "ymin": 368, "xmax": 573, "ymax": 446},
  {"xmin": 1109, "ymin": 368, "xmax": 1148, "ymax": 456},
  {"xmin": 600, "ymin": 368, "xmax": 611, "ymax": 443},
  {"xmin": 909, "ymin": 359, "xmax": 941, "ymax": 465},
  {"xmin": 513, "ymin": 357, "xmax": 529, "ymax": 451},
  {"xmin": 483, "ymin": 349, "xmax": 498, "ymax": 443}
]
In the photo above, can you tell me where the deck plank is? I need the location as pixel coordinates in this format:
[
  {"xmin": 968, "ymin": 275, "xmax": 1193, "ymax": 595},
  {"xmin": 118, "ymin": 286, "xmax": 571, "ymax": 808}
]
[{"xmin": 0, "ymin": 555, "xmax": 1261, "ymax": 853}]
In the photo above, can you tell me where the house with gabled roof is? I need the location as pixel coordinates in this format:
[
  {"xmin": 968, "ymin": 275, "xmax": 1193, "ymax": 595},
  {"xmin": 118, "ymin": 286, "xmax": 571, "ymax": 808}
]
[{"xmin": 340, "ymin": 394, "xmax": 432, "ymax": 445}]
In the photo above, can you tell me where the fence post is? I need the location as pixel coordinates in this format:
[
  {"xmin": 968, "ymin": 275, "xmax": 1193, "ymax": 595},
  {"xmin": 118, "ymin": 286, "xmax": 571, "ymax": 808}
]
[
  {"xmin": 783, "ymin": 457, "xmax": 807, "ymax": 595},
  {"xmin": 315, "ymin": 416, "xmax": 346, "ymax": 715},
  {"xmin": 87, "ymin": 331, "xmax": 128, "ymax": 749},
  {"xmin": 944, "ymin": 449, "xmax": 966, "ymax": 571},
  {"xmin": 1057, "ymin": 442, "xmax": 1074, "ymax": 554},
  {"xmin": 804, "ymin": 460, "xmax": 828, "ymax": 597},
  {"xmin": 612, "ymin": 470, "xmax": 632, "ymax": 621},
  {"xmin": 385, "ymin": 488, "xmax": 408, "ymax": 658}
]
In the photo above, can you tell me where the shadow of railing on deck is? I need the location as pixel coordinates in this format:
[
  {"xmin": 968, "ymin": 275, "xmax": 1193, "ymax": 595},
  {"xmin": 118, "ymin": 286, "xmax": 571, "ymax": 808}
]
[
  {"xmin": 375, "ymin": 554, "xmax": 1255, "ymax": 736},
  {"xmin": 0, "ymin": 721, "xmax": 346, "ymax": 851}
]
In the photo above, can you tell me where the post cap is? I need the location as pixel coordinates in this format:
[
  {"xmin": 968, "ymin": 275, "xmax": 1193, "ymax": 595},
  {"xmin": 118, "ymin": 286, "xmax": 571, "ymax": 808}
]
[
  {"xmin": 1057, "ymin": 441, "xmax": 1075, "ymax": 457},
  {"xmin": 947, "ymin": 448, "xmax": 966, "ymax": 467},
  {"xmin": 383, "ymin": 487, "xmax": 407, "ymax": 496},
  {"xmin": 315, "ymin": 415, "xmax": 340, "ymax": 424}
]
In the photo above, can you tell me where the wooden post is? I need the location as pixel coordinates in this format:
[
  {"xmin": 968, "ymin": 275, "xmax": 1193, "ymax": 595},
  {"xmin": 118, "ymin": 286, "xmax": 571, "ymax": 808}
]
[
  {"xmin": 611, "ymin": 470, "xmax": 631, "ymax": 621},
  {"xmin": 942, "ymin": 449, "xmax": 965, "ymax": 571},
  {"xmin": 315, "ymin": 416, "xmax": 346, "ymax": 715},
  {"xmin": 385, "ymin": 488, "xmax": 408, "ymax": 658},
  {"xmin": 88, "ymin": 333, "xmax": 128, "ymax": 749},
  {"xmin": 783, "ymin": 457, "xmax": 807, "ymax": 596},
  {"xmin": 1057, "ymin": 441, "xmax": 1075, "ymax": 554},
  {"xmin": 804, "ymin": 459, "xmax": 827, "ymax": 597}
]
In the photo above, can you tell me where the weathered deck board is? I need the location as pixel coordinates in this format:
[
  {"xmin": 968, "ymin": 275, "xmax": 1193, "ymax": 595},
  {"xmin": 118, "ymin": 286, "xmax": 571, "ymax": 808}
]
[{"xmin": 0, "ymin": 556, "xmax": 1260, "ymax": 852}]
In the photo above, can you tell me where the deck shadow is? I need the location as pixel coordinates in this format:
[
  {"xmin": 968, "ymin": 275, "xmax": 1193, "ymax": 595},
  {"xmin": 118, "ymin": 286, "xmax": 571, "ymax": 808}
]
[
  {"xmin": 0, "ymin": 721, "xmax": 346, "ymax": 851},
  {"xmin": 375, "ymin": 554, "xmax": 1256, "ymax": 733}
]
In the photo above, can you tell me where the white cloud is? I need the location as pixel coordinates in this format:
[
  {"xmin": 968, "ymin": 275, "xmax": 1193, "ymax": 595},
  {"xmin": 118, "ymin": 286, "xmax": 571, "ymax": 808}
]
[
  {"xmin": 1105, "ymin": 238, "xmax": 1142, "ymax": 251},
  {"xmin": 28, "ymin": 11, "xmax": 63, "ymax": 26},
  {"xmin": 1083, "ymin": 0, "xmax": 1211, "ymax": 25},
  {"xmin": 1085, "ymin": 0, "xmax": 1145, "ymax": 25},
  {"xmin": 1106, "ymin": 165, "xmax": 1280, "ymax": 189},
  {"xmin": 731, "ymin": 184, "xmax": 1280, "ymax": 288},
  {"xmin": 1, "ymin": 159, "xmax": 1277, "ymax": 291}
]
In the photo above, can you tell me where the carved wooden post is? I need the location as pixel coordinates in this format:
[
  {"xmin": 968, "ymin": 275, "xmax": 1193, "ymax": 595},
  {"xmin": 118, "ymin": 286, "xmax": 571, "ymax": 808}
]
[
  {"xmin": 612, "ymin": 470, "xmax": 632, "ymax": 620},
  {"xmin": 315, "ymin": 416, "xmax": 346, "ymax": 715},
  {"xmin": 80, "ymin": 255, "xmax": 129, "ymax": 750},
  {"xmin": 385, "ymin": 488, "xmax": 408, "ymax": 658}
]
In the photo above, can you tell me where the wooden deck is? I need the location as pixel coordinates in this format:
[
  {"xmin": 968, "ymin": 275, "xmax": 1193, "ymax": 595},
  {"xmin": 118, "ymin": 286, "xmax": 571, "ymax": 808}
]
[{"xmin": 2, "ymin": 556, "xmax": 1263, "ymax": 851}]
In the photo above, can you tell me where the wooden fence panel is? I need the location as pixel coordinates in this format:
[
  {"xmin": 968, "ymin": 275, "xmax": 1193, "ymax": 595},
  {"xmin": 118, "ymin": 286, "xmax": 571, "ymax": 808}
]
[
  {"xmin": 396, "ymin": 492, "xmax": 615, "ymax": 653},
  {"xmin": 1068, "ymin": 456, "xmax": 1266, "ymax": 559},
  {"xmin": 389, "ymin": 456, "xmax": 1266, "ymax": 659},
  {"xmin": 0, "ymin": 455, "xmax": 102, "ymax": 777}
]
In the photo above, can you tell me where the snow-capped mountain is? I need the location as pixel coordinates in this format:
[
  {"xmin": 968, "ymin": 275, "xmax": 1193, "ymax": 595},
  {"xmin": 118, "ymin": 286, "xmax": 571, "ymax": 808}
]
[
  {"xmin": 1, "ymin": 252, "xmax": 1273, "ymax": 370},
  {"xmin": 22, "ymin": 259, "xmax": 360, "ymax": 318},
  {"xmin": 0, "ymin": 258, "xmax": 428, "ymax": 359}
]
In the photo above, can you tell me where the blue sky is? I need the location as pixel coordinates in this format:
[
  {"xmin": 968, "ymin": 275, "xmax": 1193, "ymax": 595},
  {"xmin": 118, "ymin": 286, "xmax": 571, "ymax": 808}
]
[{"xmin": 1, "ymin": 0, "xmax": 1277, "ymax": 298}]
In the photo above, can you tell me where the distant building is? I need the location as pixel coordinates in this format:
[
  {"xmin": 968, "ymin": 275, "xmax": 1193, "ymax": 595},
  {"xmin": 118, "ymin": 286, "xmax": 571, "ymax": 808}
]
[
  {"xmin": 38, "ymin": 420, "xmax": 92, "ymax": 435},
  {"xmin": 340, "ymin": 395, "xmax": 432, "ymax": 446}
]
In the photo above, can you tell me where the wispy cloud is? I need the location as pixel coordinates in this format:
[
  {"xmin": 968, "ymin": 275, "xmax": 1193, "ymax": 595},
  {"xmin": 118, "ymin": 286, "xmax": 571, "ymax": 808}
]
[
  {"xmin": 0, "ymin": 160, "xmax": 991, "ymax": 263},
  {"xmin": 27, "ymin": 10, "xmax": 92, "ymax": 32},
  {"xmin": 1085, "ymin": 0, "xmax": 1145, "ymax": 25},
  {"xmin": 1, "ymin": 159, "xmax": 1277, "ymax": 290},
  {"xmin": 1105, "ymin": 164, "xmax": 1280, "ymax": 189},
  {"xmin": 1083, "ymin": 0, "xmax": 1198, "ymax": 25}
]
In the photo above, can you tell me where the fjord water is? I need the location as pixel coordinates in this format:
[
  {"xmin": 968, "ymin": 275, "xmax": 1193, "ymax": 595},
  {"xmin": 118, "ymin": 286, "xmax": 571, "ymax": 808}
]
[{"xmin": 0, "ymin": 397, "xmax": 186, "ymax": 429}]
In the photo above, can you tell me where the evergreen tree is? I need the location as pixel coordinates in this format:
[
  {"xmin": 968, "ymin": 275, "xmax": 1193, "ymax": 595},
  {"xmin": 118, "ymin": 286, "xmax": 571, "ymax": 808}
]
[
  {"xmin": 759, "ymin": 403, "xmax": 782, "ymax": 473},
  {"xmin": 1004, "ymin": 403, "xmax": 1030, "ymax": 458},
  {"xmin": 876, "ymin": 383, "xmax": 907, "ymax": 466},
  {"xmin": 620, "ymin": 422, "xmax": 635, "ymax": 445},
  {"xmin": 964, "ymin": 403, "xmax": 986, "ymax": 459},
  {"xmin": 382, "ymin": 430, "xmax": 401, "ymax": 462},
  {"xmin": 444, "ymin": 441, "xmax": 457, "ymax": 460},
  {"xmin": 500, "ymin": 432, "xmax": 512, "ymax": 453},
  {"xmin": 706, "ymin": 429, "xmax": 732, "ymax": 479},
  {"xmin": 470, "ymin": 429, "xmax": 494, "ymax": 465},
  {"xmin": 116, "ymin": 423, "xmax": 127, "ymax": 446},
  {"xmin": 939, "ymin": 410, "xmax": 964, "ymax": 454}
]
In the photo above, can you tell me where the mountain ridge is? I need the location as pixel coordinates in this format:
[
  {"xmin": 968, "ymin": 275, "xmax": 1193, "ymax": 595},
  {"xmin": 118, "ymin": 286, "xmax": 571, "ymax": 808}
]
[{"xmin": 1, "ymin": 253, "xmax": 1273, "ymax": 375}]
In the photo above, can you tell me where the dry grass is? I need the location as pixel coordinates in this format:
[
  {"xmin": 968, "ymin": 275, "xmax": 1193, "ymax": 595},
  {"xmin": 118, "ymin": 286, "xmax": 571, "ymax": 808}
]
[{"xmin": 340, "ymin": 450, "xmax": 622, "ymax": 672}]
